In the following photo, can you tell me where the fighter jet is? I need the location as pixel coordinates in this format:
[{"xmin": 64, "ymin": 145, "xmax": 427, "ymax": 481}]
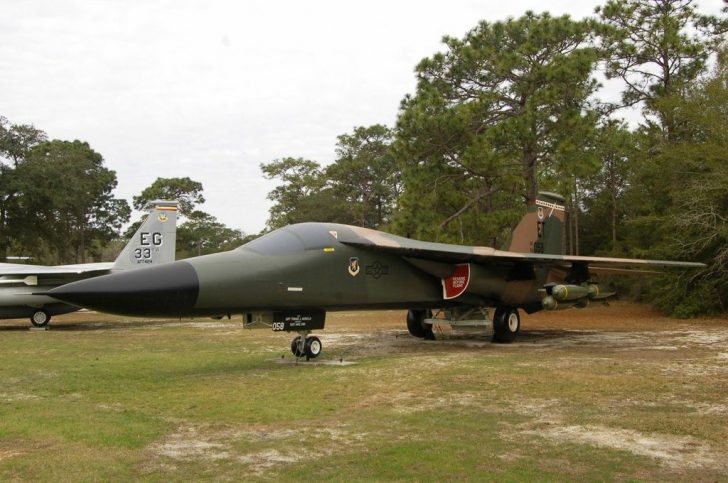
[
  {"xmin": 0, "ymin": 200, "xmax": 178, "ymax": 327},
  {"xmin": 48, "ymin": 192, "xmax": 703, "ymax": 357}
]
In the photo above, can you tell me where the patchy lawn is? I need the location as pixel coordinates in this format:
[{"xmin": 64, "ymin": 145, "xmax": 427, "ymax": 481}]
[{"xmin": 0, "ymin": 303, "xmax": 726, "ymax": 481}]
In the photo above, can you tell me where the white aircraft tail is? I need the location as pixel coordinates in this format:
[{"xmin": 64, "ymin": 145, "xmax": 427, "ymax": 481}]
[{"xmin": 112, "ymin": 200, "xmax": 179, "ymax": 270}]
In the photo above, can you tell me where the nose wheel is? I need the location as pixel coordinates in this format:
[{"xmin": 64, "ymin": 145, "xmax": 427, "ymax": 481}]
[{"xmin": 290, "ymin": 332, "xmax": 322, "ymax": 360}]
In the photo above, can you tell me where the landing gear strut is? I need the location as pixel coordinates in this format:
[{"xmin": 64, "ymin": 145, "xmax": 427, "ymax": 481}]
[
  {"xmin": 30, "ymin": 310, "xmax": 50, "ymax": 328},
  {"xmin": 407, "ymin": 309, "xmax": 435, "ymax": 340},
  {"xmin": 290, "ymin": 331, "xmax": 322, "ymax": 360}
]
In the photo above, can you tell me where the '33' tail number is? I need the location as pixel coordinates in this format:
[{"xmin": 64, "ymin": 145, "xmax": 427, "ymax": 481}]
[{"xmin": 134, "ymin": 232, "xmax": 162, "ymax": 262}]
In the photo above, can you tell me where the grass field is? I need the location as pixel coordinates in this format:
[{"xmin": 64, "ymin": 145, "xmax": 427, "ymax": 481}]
[{"xmin": 1, "ymin": 303, "xmax": 727, "ymax": 481}]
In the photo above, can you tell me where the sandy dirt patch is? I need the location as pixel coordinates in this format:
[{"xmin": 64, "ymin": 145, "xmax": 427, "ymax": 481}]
[
  {"xmin": 149, "ymin": 422, "xmax": 370, "ymax": 475},
  {"xmin": 525, "ymin": 424, "xmax": 725, "ymax": 470},
  {"xmin": 0, "ymin": 450, "xmax": 22, "ymax": 461}
]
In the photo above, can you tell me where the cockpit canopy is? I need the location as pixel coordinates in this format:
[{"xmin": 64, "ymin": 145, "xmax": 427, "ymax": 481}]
[{"xmin": 240, "ymin": 223, "xmax": 339, "ymax": 255}]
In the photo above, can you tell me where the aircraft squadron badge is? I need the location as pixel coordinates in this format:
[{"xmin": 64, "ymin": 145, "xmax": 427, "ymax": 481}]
[{"xmin": 348, "ymin": 257, "xmax": 360, "ymax": 277}]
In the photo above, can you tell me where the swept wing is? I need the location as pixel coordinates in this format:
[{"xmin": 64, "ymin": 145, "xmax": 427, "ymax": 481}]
[{"xmin": 337, "ymin": 226, "xmax": 704, "ymax": 272}]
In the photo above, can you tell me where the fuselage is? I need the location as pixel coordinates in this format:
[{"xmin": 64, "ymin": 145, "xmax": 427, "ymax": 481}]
[{"xmin": 47, "ymin": 222, "xmax": 551, "ymax": 318}]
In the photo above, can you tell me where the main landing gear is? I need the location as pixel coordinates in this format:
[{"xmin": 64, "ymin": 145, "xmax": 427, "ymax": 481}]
[
  {"xmin": 31, "ymin": 310, "xmax": 50, "ymax": 328},
  {"xmin": 290, "ymin": 331, "xmax": 322, "ymax": 360},
  {"xmin": 492, "ymin": 306, "xmax": 520, "ymax": 343},
  {"xmin": 406, "ymin": 309, "xmax": 435, "ymax": 340},
  {"xmin": 406, "ymin": 306, "xmax": 521, "ymax": 343}
]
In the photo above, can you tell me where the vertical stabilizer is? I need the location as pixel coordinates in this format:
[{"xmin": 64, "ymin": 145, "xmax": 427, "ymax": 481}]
[
  {"xmin": 501, "ymin": 192, "xmax": 566, "ymax": 255},
  {"xmin": 112, "ymin": 201, "xmax": 178, "ymax": 270}
]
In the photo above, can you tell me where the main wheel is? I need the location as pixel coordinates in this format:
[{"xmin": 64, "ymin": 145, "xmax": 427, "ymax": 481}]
[
  {"xmin": 290, "ymin": 336, "xmax": 304, "ymax": 357},
  {"xmin": 492, "ymin": 307, "xmax": 520, "ymax": 343},
  {"xmin": 31, "ymin": 310, "xmax": 50, "ymax": 328},
  {"xmin": 406, "ymin": 309, "xmax": 435, "ymax": 340},
  {"xmin": 304, "ymin": 336, "xmax": 322, "ymax": 359}
]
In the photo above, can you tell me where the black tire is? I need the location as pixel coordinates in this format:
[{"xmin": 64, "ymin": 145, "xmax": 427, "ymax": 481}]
[
  {"xmin": 290, "ymin": 336, "xmax": 304, "ymax": 357},
  {"xmin": 492, "ymin": 306, "xmax": 520, "ymax": 343},
  {"xmin": 407, "ymin": 309, "xmax": 435, "ymax": 340},
  {"xmin": 304, "ymin": 336, "xmax": 322, "ymax": 359},
  {"xmin": 31, "ymin": 310, "xmax": 50, "ymax": 328}
]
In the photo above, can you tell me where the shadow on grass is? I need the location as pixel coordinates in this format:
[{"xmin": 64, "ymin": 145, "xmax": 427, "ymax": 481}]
[
  {"xmin": 517, "ymin": 328, "xmax": 598, "ymax": 341},
  {"xmin": 0, "ymin": 318, "xmax": 216, "ymax": 332},
  {"xmin": 433, "ymin": 328, "xmax": 591, "ymax": 344}
]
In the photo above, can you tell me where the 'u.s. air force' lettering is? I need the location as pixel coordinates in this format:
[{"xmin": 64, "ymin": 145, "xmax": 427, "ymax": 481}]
[{"xmin": 134, "ymin": 232, "xmax": 163, "ymax": 263}]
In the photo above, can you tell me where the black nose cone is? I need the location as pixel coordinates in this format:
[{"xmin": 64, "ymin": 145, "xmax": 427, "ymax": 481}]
[{"xmin": 48, "ymin": 261, "xmax": 199, "ymax": 317}]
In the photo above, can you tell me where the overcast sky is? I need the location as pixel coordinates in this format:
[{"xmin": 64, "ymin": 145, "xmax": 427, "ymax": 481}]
[{"xmin": 1, "ymin": 1, "xmax": 724, "ymax": 234}]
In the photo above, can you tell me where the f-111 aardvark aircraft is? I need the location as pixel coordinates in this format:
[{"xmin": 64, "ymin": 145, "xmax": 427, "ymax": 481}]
[
  {"xmin": 48, "ymin": 193, "xmax": 703, "ymax": 357},
  {"xmin": 0, "ymin": 200, "xmax": 178, "ymax": 327}
]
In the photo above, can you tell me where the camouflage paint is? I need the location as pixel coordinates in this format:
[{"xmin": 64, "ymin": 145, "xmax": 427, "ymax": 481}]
[{"xmin": 48, "ymin": 196, "xmax": 704, "ymax": 319}]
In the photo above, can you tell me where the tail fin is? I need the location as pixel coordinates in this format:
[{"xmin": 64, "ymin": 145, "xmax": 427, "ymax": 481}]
[
  {"xmin": 501, "ymin": 192, "xmax": 566, "ymax": 255},
  {"xmin": 112, "ymin": 200, "xmax": 179, "ymax": 270}
]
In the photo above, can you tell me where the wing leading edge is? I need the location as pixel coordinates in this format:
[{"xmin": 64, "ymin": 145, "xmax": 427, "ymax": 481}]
[{"xmin": 337, "ymin": 226, "xmax": 705, "ymax": 272}]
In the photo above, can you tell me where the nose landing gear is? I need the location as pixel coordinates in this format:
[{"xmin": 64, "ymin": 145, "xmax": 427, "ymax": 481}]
[{"xmin": 290, "ymin": 331, "xmax": 322, "ymax": 360}]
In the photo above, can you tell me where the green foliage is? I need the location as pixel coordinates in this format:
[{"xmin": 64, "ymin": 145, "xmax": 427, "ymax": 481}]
[
  {"xmin": 15, "ymin": 140, "xmax": 130, "ymax": 263},
  {"xmin": 579, "ymin": 121, "xmax": 635, "ymax": 255},
  {"xmin": 261, "ymin": 157, "xmax": 325, "ymax": 228},
  {"xmin": 392, "ymin": 11, "xmax": 600, "ymax": 245},
  {"xmin": 649, "ymin": 275, "xmax": 723, "ymax": 317},
  {"xmin": 1, "ymin": 119, "xmax": 131, "ymax": 264},
  {"xmin": 125, "ymin": 176, "xmax": 207, "ymax": 238},
  {"xmin": 261, "ymin": 126, "xmax": 399, "ymax": 230},
  {"xmin": 177, "ymin": 210, "xmax": 244, "ymax": 258},
  {"xmin": 326, "ymin": 125, "xmax": 399, "ymax": 228},
  {"xmin": 132, "ymin": 176, "xmax": 204, "ymax": 216},
  {"xmin": 0, "ymin": 116, "xmax": 47, "ymax": 167},
  {"xmin": 596, "ymin": 0, "xmax": 727, "ymax": 135},
  {"xmin": 0, "ymin": 117, "xmax": 47, "ymax": 260},
  {"xmin": 128, "ymin": 177, "xmax": 245, "ymax": 258},
  {"xmin": 622, "ymin": 49, "xmax": 728, "ymax": 314}
]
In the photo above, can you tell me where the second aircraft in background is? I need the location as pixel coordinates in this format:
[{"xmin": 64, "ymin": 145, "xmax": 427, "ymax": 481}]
[{"xmin": 0, "ymin": 200, "xmax": 178, "ymax": 327}]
